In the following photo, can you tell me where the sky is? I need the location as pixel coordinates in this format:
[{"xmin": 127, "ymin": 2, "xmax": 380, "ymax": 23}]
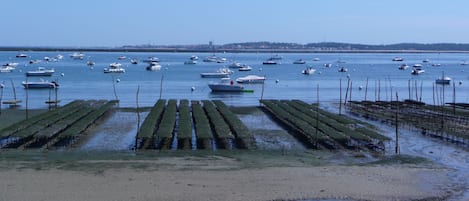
[{"xmin": 1, "ymin": 0, "xmax": 469, "ymax": 47}]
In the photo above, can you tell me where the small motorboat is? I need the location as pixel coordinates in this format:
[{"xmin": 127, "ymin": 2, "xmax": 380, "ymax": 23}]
[
  {"xmin": 392, "ymin": 57, "xmax": 404, "ymax": 61},
  {"xmin": 87, "ymin": 60, "xmax": 95, "ymax": 66},
  {"xmin": 104, "ymin": 63, "xmax": 125, "ymax": 73},
  {"xmin": 146, "ymin": 62, "xmax": 162, "ymax": 71},
  {"xmin": 2, "ymin": 62, "xmax": 19, "ymax": 68},
  {"xmin": 142, "ymin": 56, "xmax": 160, "ymax": 63},
  {"xmin": 262, "ymin": 60, "xmax": 277, "ymax": 65},
  {"xmin": 118, "ymin": 55, "xmax": 127, "ymax": 60},
  {"xmin": 293, "ymin": 59, "xmax": 306, "ymax": 64},
  {"xmin": 236, "ymin": 75, "xmax": 266, "ymax": 84},
  {"xmin": 22, "ymin": 80, "xmax": 59, "ymax": 89},
  {"xmin": 228, "ymin": 62, "xmax": 243, "ymax": 68},
  {"xmin": 411, "ymin": 67, "xmax": 425, "ymax": 75},
  {"xmin": 435, "ymin": 72, "xmax": 451, "ymax": 85},
  {"xmin": 208, "ymin": 78, "xmax": 253, "ymax": 92},
  {"xmin": 70, "ymin": 52, "xmax": 85, "ymax": 60},
  {"xmin": 301, "ymin": 67, "xmax": 316, "ymax": 75},
  {"xmin": 460, "ymin": 60, "xmax": 468, "ymax": 65},
  {"xmin": 338, "ymin": 67, "xmax": 348, "ymax": 72},
  {"xmin": 200, "ymin": 68, "xmax": 233, "ymax": 78},
  {"xmin": 184, "ymin": 60, "xmax": 197, "ymax": 65},
  {"xmin": 190, "ymin": 55, "xmax": 199, "ymax": 60},
  {"xmin": 0, "ymin": 66, "xmax": 15, "ymax": 73},
  {"xmin": 25, "ymin": 67, "xmax": 55, "ymax": 76},
  {"xmin": 16, "ymin": 53, "xmax": 28, "ymax": 58},
  {"xmin": 398, "ymin": 64, "xmax": 409, "ymax": 70},
  {"xmin": 238, "ymin": 65, "xmax": 252, "ymax": 71},
  {"xmin": 130, "ymin": 59, "xmax": 138, "ymax": 64}
]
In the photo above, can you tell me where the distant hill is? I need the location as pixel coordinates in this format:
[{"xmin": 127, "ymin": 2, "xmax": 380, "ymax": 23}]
[{"xmin": 3, "ymin": 42, "xmax": 469, "ymax": 52}]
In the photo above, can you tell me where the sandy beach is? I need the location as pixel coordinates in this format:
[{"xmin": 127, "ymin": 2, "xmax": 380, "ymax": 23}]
[{"xmin": 0, "ymin": 156, "xmax": 453, "ymax": 201}]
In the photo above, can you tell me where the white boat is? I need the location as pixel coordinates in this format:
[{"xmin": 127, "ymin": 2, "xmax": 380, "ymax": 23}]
[
  {"xmin": 301, "ymin": 67, "xmax": 316, "ymax": 75},
  {"xmin": 392, "ymin": 57, "xmax": 404, "ymax": 61},
  {"xmin": 2, "ymin": 62, "xmax": 19, "ymax": 68},
  {"xmin": 228, "ymin": 62, "xmax": 243, "ymax": 68},
  {"xmin": 29, "ymin": 59, "xmax": 41, "ymax": 64},
  {"xmin": 460, "ymin": 60, "xmax": 468, "ymax": 65},
  {"xmin": 16, "ymin": 53, "xmax": 28, "ymax": 58},
  {"xmin": 238, "ymin": 65, "xmax": 252, "ymax": 71},
  {"xmin": 313, "ymin": 57, "xmax": 320, "ymax": 61},
  {"xmin": 104, "ymin": 63, "xmax": 125, "ymax": 73},
  {"xmin": 435, "ymin": 72, "xmax": 451, "ymax": 85},
  {"xmin": 412, "ymin": 64, "xmax": 422, "ymax": 68},
  {"xmin": 262, "ymin": 60, "xmax": 277, "ymax": 65},
  {"xmin": 118, "ymin": 56, "xmax": 127, "ymax": 60},
  {"xmin": 87, "ymin": 60, "xmax": 95, "ymax": 66},
  {"xmin": 203, "ymin": 56, "xmax": 218, "ymax": 62},
  {"xmin": 104, "ymin": 67, "xmax": 125, "ymax": 73},
  {"xmin": 109, "ymin": 62, "xmax": 122, "ymax": 68},
  {"xmin": 146, "ymin": 62, "xmax": 162, "ymax": 71},
  {"xmin": 190, "ymin": 55, "xmax": 199, "ymax": 60},
  {"xmin": 411, "ymin": 67, "xmax": 425, "ymax": 75},
  {"xmin": 55, "ymin": 54, "xmax": 64, "ymax": 60},
  {"xmin": 268, "ymin": 54, "xmax": 282, "ymax": 60},
  {"xmin": 293, "ymin": 59, "xmax": 306, "ymax": 64},
  {"xmin": 25, "ymin": 67, "xmax": 55, "ymax": 76},
  {"xmin": 70, "ymin": 52, "xmax": 85, "ymax": 60},
  {"xmin": 22, "ymin": 80, "xmax": 58, "ymax": 89},
  {"xmin": 200, "ymin": 68, "xmax": 233, "ymax": 78},
  {"xmin": 130, "ymin": 59, "xmax": 138, "ymax": 64},
  {"xmin": 0, "ymin": 66, "xmax": 15, "ymax": 73},
  {"xmin": 142, "ymin": 56, "xmax": 160, "ymax": 63},
  {"xmin": 324, "ymin": 63, "xmax": 332, "ymax": 68},
  {"xmin": 338, "ymin": 67, "xmax": 348, "ymax": 72},
  {"xmin": 184, "ymin": 60, "xmax": 197, "ymax": 65},
  {"xmin": 422, "ymin": 59, "xmax": 430, "ymax": 63},
  {"xmin": 432, "ymin": 63, "xmax": 441, "ymax": 67},
  {"xmin": 236, "ymin": 75, "xmax": 266, "ymax": 84},
  {"xmin": 398, "ymin": 64, "xmax": 409, "ymax": 70},
  {"xmin": 217, "ymin": 57, "xmax": 227, "ymax": 63},
  {"xmin": 208, "ymin": 78, "xmax": 250, "ymax": 92}
]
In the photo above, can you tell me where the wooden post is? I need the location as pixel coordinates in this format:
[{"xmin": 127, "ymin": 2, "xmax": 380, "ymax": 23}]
[
  {"xmin": 25, "ymin": 77, "xmax": 29, "ymax": 119},
  {"xmin": 135, "ymin": 85, "xmax": 140, "ymax": 150},
  {"xmin": 453, "ymin": 82, "xmax": 456, "ymax": 115},
  {"xmin": 315, "ymin": 84, "xmax": 319, "ymax": 148},
  {"xmin": 395, "ymin": 92, "xmax": 399, "ymax": 155},
  {"xmin": 378, "ymin": 79, "xmax": 381, "ymax": 101},
  {"xmin": 419, "ymin": 81, "xmax": 423, "ymax": 102},
  {"xmin": 408, "ymin": 79, "xmax": 411, "ymax": 100},
  {"xmin": 349, "ymin": 81, "xmax": 352, "ymax": 103},
  {"xmin": 364, "ymin": 77, "xmax": 368, "ymax": 101},
  {"xmin": 260, "ymin": 76, "xmax": 265, "ymax": 105},
  {"xmin": 159, "ymin": 73, "xmax": 164, "ymax": 100},
  {"xmin": 339, "ymin": 79, "xmax": 342, "ymax": 115},
  {"xmin": 112, "ymin": 75, "xmax": 118, "ymax": 101},
  {"xmin": 0, "ymin": 82, "xmax": 3, "ymax": 116},
  {"xmin": 432, "ymin": 83, "xmax": 435, "ymax": 106},
  {"xmin": 344, "ymin": 79, "xmax": 350, "ymax": 105}
]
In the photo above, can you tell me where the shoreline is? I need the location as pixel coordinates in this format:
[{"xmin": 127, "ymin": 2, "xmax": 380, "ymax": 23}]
[
  {"xmin": 2, "ymin": 47, "xmax": 469, "ymax": 54},
  {"xmin": 0, "ymin": 154, "xmax": 455, "ymax": 201}
]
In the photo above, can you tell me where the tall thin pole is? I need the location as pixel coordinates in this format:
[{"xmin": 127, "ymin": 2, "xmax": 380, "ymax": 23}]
[
  {"xmin": 378, "ymin": 79, "xmax": 381, "ymax": 101},
  {"xmin": 395, "ymin": 92, "xmax": 399, "ymax": 155},
  {"xmin": 453, "ymin": 82, "xmax": 456, "ymax": 115},
  {"xmin": 432, "ymin": 83, "xmax": 436, "ymax": 106},
  {"xmin": 408, "ymin": 80, "xmax": 411, "ymax": 100},
  {"xmin": 260, "ymin": 76, "xmax": 265, "ymax": 105},
  {"xmin": 135, "ymin": 85, "xmax": 140, "ymax": 150},
  {"xmin": 419, "ymin": 81, "xmax": 423, "ymax": 102},
  {"xmin": 339, "ymin": 79, "xmax": 342, "ymax": 115},
  {"xmin": 315, "ymin": 84, "xmax": 319, "ymax": 148},
  {"xmin": 0, "ymin": 82, "xmax": 3, "ymax": 116},
  {"xmin": 364, "ymin": 77, "xmax": 368, "ymax": 101},
  {"xmin": 349, "ymin": 81, "xmax": 352, "ymax": 103},
  {"xmin": 25, "ymin": 77, "xmax": 29, "ymax": 119},
  {"xmin": 112, "ymin": 75, "xmax": 118, "ymax": 101},
  {"xmin": 344, "ymin": 79, "xmax": 350, "ymax": 105},
  {"xmin": 159, "ymin": 73, "xmax": 164, "ymax": 100}
]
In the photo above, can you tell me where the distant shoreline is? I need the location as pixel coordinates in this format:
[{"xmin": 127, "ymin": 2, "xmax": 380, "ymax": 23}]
[{"xmin": 1, "ymin": 47, "xmax": 469, "ymax": 54}]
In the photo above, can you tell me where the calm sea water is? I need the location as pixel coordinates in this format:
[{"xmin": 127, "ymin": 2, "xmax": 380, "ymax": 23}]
[{"xmin": 1, "ymin": 51, "xmax": 469, "ymax": 109}]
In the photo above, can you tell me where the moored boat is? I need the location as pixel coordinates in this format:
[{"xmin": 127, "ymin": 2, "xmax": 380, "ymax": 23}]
[
  {"xmin": 262, "ymin": 60, "xmax": 277, "ymax": 65},
  {"xmin": 22, "ymin": 80, "xmax": 59, "ymax": 89},
  {"xmin": 398, "ymin": 64, "xmax": 409, "ymax": 70},
  {"xmin": 301, "ymin": 67, "xmax": 316, "ymax": 75},
  {"xmin": 411, "ymin": 67, "xmax": 425, "ymax": 75},
  {"xmin": 293, "ymin": 59, "xmax": 306, "ymax": 64},
  {"xmin": 25, "ymin": 67, "xmax": 55, "ymax": 76},
  {"xmin": 392, "ymin": 57, "xmax": 404, "ymax": 61},
  {"xmin": 200, "ymin": 68, "xmax": 233, "ymax": 78},
  {"xmin": 70, "ymin": 52, "xmax": 85, "ymax": 60},
  {"xmin": 435, "ymin": 72, "xmax": 451, "ymax": 85},
  {"xmin": 146, "ymin": 62, "xmax": 162, "ymax": 71},
  {"xmin": 208, "ymin": 78, "xmax": 253, "ymax": 92},
  {"xmin": 235, "ymin": 75, "xmax": 266, "ymax": 84},
  {"xmin": 338, "ymin": 67, "xmax": 348, "ymax": 72}
]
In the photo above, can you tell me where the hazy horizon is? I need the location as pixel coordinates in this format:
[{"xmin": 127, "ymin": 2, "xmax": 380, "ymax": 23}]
[{"xmin": 2, "ymin": 0, "xmax": 469, "ymax": 47}]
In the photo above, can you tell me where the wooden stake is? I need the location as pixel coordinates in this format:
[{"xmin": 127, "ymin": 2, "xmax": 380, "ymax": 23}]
[
  {"xmin": 135, "ymin": 85, "xmax": 140, "ymax": 150},
  {"xmin": 364, "ymin": 77, "xmax": 368, "ymax": 101},
  {"xmin": 378, "ymin": 80, "xmax": 381, "ymax": 101},
  {"xmin": 339, "ymin": 79, "xmax": 342, "ymax": 115},
  {"xmin": 159, "ymin": 73, "xmax": 164, "ymax": 100},
  {"xmin": 344, "ymin": 79, "xmax": 350, "ymax": 105},
  {"xmin": 408, "ymin": 80, "xmax": 411, "ymax": 100},
  {"xmin": 395, "ymin": 92, "xmax": 399, "ymax": 155}
]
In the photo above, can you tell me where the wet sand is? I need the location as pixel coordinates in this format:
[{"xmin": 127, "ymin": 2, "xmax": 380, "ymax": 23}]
[{"xmin": 0, "ymin": 161, "xmax": 452, "ymax": 201}]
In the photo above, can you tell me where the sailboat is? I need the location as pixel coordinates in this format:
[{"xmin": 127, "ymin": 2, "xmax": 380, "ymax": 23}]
[{"xmin": 2, "ymin": 79, "xmax": 22, "ymax": 107}]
